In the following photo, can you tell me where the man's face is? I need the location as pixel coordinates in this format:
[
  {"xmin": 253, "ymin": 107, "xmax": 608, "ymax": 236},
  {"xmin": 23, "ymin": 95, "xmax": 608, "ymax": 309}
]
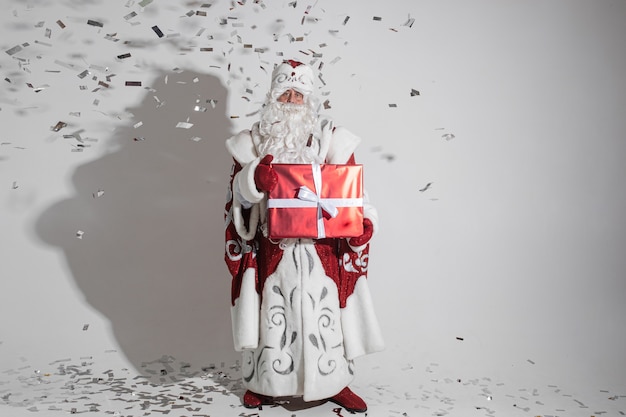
[{"xmin": 277, "ymin": 89, "xmax": 304, "ymax": 105}]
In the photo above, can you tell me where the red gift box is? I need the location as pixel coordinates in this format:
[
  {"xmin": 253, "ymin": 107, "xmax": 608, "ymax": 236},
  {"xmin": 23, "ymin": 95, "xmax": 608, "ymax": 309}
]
[{"xmin": 267, "ymin": 163, "xmax": 364, "ymax": 239}]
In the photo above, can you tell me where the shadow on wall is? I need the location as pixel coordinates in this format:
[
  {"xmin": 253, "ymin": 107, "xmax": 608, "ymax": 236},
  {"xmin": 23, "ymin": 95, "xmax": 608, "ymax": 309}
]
[{"xmin": 35, "ymin": 70, "xmax": 240, "ymax": 373}]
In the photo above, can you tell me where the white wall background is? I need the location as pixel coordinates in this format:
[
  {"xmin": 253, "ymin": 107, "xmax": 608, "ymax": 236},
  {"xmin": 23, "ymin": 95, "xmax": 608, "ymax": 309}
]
[{"xmin": 1, "ymin": 0, "xmax": 625, "ymax": 416}]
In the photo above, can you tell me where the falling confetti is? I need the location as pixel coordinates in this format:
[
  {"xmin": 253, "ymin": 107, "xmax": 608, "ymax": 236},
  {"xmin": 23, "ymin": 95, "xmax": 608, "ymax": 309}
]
[
  {"xmin": 5, "ymin": 45, "xmax": 23, "ymax": 55},
  {"xmin": 86, "ymin": 19, "xmax": 104, "ymax": 28},
  {"xmin": 26, "ymin": 83, "xmax": 50, "ymax": 93},
  {"xmin": 151, "ymin": 25, "xmax": 164, "ymax": 38},
  {"xmin": 402, "ymin": 15, "xmax": 415, "ymax": 28},
  {"xmin": 51, "ymin": 121, "xmax": 67, "ymax": 132},
  {"xmin": 419, "ymin": 182, "xmax": 432, "ymax": 192}
]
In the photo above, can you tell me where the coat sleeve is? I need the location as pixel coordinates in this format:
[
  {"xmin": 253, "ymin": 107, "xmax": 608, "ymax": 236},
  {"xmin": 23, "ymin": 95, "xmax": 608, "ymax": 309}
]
[
  {"xmin": 336, "ymin": 154, "xmax": 385, "ymax": 360},
  {"xmin": 225, "ymin": 159, "xmax": 261, "ymax": 351}
]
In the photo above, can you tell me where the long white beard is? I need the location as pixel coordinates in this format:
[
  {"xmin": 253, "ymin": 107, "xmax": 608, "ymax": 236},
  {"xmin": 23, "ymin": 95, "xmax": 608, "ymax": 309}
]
[{"xmin": 257, "ymin": 101, "xmax": 320, "ymax": 164}]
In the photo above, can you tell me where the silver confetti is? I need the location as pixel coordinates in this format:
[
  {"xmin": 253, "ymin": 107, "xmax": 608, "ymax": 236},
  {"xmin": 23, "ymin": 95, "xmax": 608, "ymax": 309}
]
[
  {"xmin": 419, "ymin": 183, "xmax": 433, "ymax": 192},
  {"xmin": 5, "ymin": 45, "xmax": 23, "ymax": 55},
  {"xmin": 51, "ymin": 121, "xmax": 67, "ymax": 132}
]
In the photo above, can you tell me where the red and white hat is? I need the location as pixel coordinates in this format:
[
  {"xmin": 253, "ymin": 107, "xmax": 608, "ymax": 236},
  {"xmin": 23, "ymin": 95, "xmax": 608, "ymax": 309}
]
[{"xmin": 270, "ymin": 60, "xmax": 315, "ymax": 96}]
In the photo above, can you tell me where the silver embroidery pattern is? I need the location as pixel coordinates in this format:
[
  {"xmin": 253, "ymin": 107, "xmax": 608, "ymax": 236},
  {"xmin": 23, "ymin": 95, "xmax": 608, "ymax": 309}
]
[{"xmin": 241, "ymin": 242, "xmax": 352, "ymax": 399}]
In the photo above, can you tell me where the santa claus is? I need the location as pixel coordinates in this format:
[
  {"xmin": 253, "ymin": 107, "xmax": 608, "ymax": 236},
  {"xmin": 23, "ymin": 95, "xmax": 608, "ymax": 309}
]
[{"xmin": 224, "ymin": 60, "xmax": 384, "ymax": 413}]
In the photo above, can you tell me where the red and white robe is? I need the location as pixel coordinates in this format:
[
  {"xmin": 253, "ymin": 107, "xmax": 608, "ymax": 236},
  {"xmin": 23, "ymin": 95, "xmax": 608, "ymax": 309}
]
[{"xmin": 224, "ymin": 120, "xmax": 384, "ymax": 401}]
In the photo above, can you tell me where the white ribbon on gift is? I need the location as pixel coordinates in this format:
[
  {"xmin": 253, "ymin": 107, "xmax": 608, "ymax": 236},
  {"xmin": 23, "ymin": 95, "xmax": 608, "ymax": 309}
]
[{"xmin": 267, "ymin": 163, "xmax": 363, "ymax": 238}]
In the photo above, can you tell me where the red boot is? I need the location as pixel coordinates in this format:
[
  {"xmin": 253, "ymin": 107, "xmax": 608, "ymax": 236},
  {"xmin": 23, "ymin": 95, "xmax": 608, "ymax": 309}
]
[
  {"xmin": 328, "ymin": 387, "xmax": 367, "ymax": 413},
  {"xmin": 243, "ymin": 390, "xmax": 273, "ymax": 408}
]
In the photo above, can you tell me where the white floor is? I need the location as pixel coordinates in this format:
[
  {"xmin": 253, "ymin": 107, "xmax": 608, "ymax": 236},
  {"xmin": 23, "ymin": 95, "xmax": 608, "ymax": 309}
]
[{"xmin": 2, "ymin": 1, "xmax": 626, "ymax": 416}]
